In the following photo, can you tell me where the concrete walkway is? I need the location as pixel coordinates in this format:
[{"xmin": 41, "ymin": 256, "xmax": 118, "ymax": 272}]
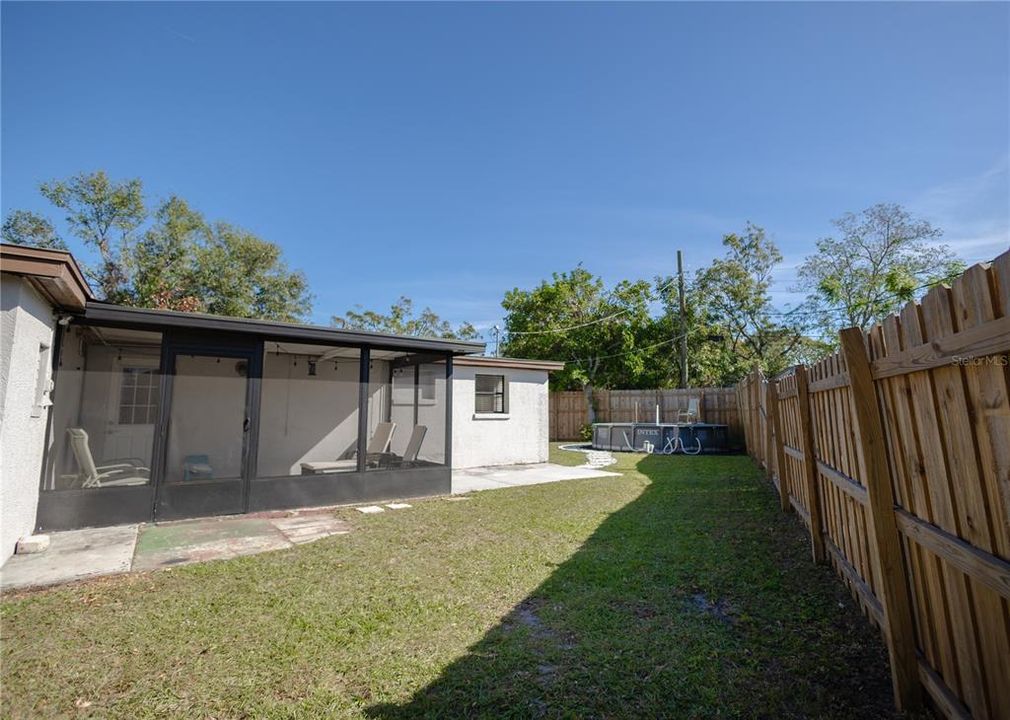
[
  {"xmin": 0, "ymin": 524, "xmax": 140, "ymax": 591},
  {"xmin": 556, "ymin": 443, "xmax": 619, "ymax": 469},
  {"xmin": 0, "ymin": 509, "xmax": 349, "ymax": 592},
  {"xmin": 451, "ymin": 462, "xmax": 618, "ymax": 494}
]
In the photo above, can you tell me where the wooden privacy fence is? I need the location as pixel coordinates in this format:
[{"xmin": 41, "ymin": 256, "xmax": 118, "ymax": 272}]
[
  {"xmin": 549, "ymin": 387, "xmax": 741, "ymax": 442},
  {"xmin": 735, "ymin": 251, "xmax": 1010, "ymax": 719}
]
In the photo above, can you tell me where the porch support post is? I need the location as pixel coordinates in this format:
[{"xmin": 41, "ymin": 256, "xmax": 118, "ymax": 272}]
[
  {"xmin": 357, "ymin": 347, "xmax": 370, "ymax": 474},
  {"xmin": 444, "ymin": 354, "xmax": 453, "ymax": 468},
  {"xmin": 413, "ymin": 363, "xmax": 420, "ymax": 426}
]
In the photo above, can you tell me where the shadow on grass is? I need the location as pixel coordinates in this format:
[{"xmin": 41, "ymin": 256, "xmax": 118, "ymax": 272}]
[{"xmin": 365, "ymin": 454, "xmax": 896, "ymax": 719}]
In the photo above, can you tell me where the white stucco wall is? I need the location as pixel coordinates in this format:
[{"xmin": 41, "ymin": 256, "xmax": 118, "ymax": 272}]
[
  {"xmin": 451, "ymin": 365, "xmax": 549, "ymax": 468},
  {"xmin": 0, "ymin": 275, "xmax": 57, "ymax": 561},
  {"xmin": 257, "ymin": 352, "xmax": 361, "ymax": 476}
]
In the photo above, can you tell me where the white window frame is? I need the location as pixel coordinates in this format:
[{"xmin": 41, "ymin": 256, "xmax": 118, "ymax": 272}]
[{"xmin": 116, "ymin": 366, "xmax": 160, "ymax": 426}]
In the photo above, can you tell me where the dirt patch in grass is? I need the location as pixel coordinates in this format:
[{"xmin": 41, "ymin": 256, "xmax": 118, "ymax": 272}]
[{"xmin": 689, "ymin": 592, "xmax": 737, "ymax": 625}]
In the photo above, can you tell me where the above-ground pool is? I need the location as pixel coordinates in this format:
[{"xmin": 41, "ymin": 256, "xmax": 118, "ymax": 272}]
[{"xmin": 592, "ymin": 423, "xmax": 731, "ymax": 455}]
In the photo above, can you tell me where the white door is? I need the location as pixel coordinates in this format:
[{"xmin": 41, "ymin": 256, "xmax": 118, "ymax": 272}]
[{"xmin": 106, "ymin": 358, "xmax": 160, "ymax": 463}]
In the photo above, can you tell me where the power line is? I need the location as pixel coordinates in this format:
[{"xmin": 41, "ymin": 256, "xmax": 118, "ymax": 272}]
[{"xmin": 569, "ymin": 332, "xmax": 689, "ymax": 366}]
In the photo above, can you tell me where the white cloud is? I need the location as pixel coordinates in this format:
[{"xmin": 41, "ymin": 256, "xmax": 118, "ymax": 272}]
[{"xmin": 908, "ymin": 156, "xmax": 1010, "ymax": 264}]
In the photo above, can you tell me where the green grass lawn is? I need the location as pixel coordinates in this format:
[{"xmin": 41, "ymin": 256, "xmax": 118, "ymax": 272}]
[
  {"xmin": 1, "ymin": 446, "xmax": 896, "ymax": 719},
  {"xmin": 547, "ymin": 440, "xmax": 590, "ymax": 467}
]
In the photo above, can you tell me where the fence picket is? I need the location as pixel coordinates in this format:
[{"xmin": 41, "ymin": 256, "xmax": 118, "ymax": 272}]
[{"xmin": 734, "ymin": 250, "xmax": 1010, "ymax": 718}]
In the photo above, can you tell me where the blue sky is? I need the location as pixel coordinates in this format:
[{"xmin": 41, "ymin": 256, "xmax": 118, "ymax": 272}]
[{"xmin": 3, "ymin": 2, "xmax": 1007, "ymax": 339}]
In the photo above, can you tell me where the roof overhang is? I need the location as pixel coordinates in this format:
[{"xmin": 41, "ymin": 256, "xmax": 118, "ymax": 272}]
[
  {"xmin": 0, "ymin": 243, "xmax": 92, "ymax": 311},
  {"xmin": 81, "ymin": 302, "xmax": 486, "ymax": 355},
  {"xmin": 453, "ymin": 355, "xmax": 565, "ymax": 372}
]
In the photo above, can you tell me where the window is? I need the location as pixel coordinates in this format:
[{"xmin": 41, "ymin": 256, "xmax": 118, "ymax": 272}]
[
  {"xmin": 475, "ymin": 374, "xmax": 506, "ymax": 413},
  {"xmin": 31, "ymin": 343, "xmax": 52, "ymax": 417},
  {"xmin": 419, "ymin": 365, "xmax": 437, "ymax": 402},
  {"xmin": 118, "ymin": 368, "xmax": 160, "ymax": 424}
]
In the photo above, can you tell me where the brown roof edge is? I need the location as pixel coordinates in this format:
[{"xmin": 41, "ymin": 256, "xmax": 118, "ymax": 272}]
[
  {"xmin": 454, "ymin": 355, "xmax": 565, "ymax": 372},
  {"xmin": 1, "ymin": 244, "xmax": 92, "ymax": 311}
]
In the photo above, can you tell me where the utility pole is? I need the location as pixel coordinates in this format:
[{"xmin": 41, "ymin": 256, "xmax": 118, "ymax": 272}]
[{"xmin": 677, "ymin": 250, "xmax": 688, "ymax": 388}]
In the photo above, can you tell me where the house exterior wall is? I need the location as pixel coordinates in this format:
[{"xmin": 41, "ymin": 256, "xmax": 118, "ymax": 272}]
[
  {"xmin": 0, "ymin": 275, "xmax": 57, "ymax": 561},
  {"xmin": 257, "ymin": 352, "xmax": 360, "ymax": 477},
  {"xmin": 451, "ymin": 365, "xmax": 549, "ymax": 468}
]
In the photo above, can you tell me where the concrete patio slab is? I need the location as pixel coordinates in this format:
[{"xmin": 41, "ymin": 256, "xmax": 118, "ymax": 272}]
[
  {"xmin": 451, "ymin": 462, "xmax": 619, "ymax": 495},
  {"xmin": 1, "ymin": 509, "xmax": 352, "ymax": 590},
  {"xmin": 1, "ymin": 524, "xmax": 139, "ymax": 591},
  {"xmin": 271, "ymin": 514, "xmax": 350, "ymax": 544},
  {"xmin": 132, "ymin": 517, "xmax": 291, "ymax": 571}
]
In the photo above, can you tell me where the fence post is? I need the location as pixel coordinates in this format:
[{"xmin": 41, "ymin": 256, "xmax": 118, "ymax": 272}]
[
  {"xmin": 839, "ymin": 327, "xmax": 921, "ymax": 712},
  {"xmin": 768, "ymin": 377, "xmax": 790, "ymax": 512},
  {"xmin": 743, "ymin": 377, "xmax": 751, "ymax": 457},
  {"xmin": 795, "ymin": 365, "xmax": 825, "ymax": 563},
  {"xmin": 757, "ymin": 371, "xmax": 764, "ymax": 465},
  {"xmin": 759, "ymin": 373, "xmax": 768, "ymax": 470}
]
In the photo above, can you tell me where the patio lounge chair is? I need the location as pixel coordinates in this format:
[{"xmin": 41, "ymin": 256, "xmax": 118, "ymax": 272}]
[
  {"xmin": 381, "ymin": 425, "xmax": 427, "ymax": 468},
  {"xmin": 67, "ymin": 428, "xmax": 150, "ymax": 488},
  {"xmin": 401, "ymin": 425, "xmax": 427, "ymax": 464},
  {"xmin": 300, "ymin": 422, "xmax": 396, "ymax": 474},
  {"xmin": 677, "ymin": 397, "xmax": 700, "ymax": 424}
]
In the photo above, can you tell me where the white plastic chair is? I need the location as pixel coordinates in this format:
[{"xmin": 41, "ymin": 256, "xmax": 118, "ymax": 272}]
[
  {"xmin": 67, "ymin": 428, "xmax": 150, "ymax": 488},
  {"xmin": 677, "ymin": 397, "xmax": 700, "ymax": 424}
]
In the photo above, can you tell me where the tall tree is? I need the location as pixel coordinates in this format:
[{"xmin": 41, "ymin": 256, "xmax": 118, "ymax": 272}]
[
  {"xmin": 39, "ymin": 170, "xmax": 146, "ymax": 301},
  {"xmin": 694, "ymin": 224, "xmax": 806, "ymax": 378},
  {"xmin": 650, "ymin": 273, "xmax": 746, "ymax": 388},
  {"xmin": 332, "ymin": 296, "xmax": 479, "ymax": 340},
  {"xmin": 11, "ymin": 171, "xmax": 313, "ymax": 321},
  {"xmin": 796, "ymin": 203, "xmax": 963, "ymax": 333},
  {"xmin": 128, "ymin": 196, "xmax": 206, "ymax": 312},
  {"xmin": 500, "ymin": 267, "xmax": 654, "ymax": 419},
  {"xmin": 195, "ymin": 222, "xmax": 312, "ymax": 322},
  {"xmin": 1, "ymin": 210, "xmax": 67, "ymax": 250},
  {"xmin": 131, "ymin": 197, "xmax": 312, "ymax": 321}
]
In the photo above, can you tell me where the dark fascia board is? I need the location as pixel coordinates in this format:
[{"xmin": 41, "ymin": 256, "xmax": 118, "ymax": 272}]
[
  {"xmin": 0, "ymin": 243, "xmax": 93, "ymax": 310},
  {"xmin": 82, "ymin": 302, "xmax": 486, "ymax": 355}
]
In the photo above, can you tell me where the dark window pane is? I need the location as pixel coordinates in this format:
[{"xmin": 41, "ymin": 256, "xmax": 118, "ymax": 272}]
[
  {"xmin": 475, "ymin": 375, "xmax": 502, "ymax": 393},
  {"xmin": 475, "ymin": 375, "xmax": 506, "ymax": 413}
]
